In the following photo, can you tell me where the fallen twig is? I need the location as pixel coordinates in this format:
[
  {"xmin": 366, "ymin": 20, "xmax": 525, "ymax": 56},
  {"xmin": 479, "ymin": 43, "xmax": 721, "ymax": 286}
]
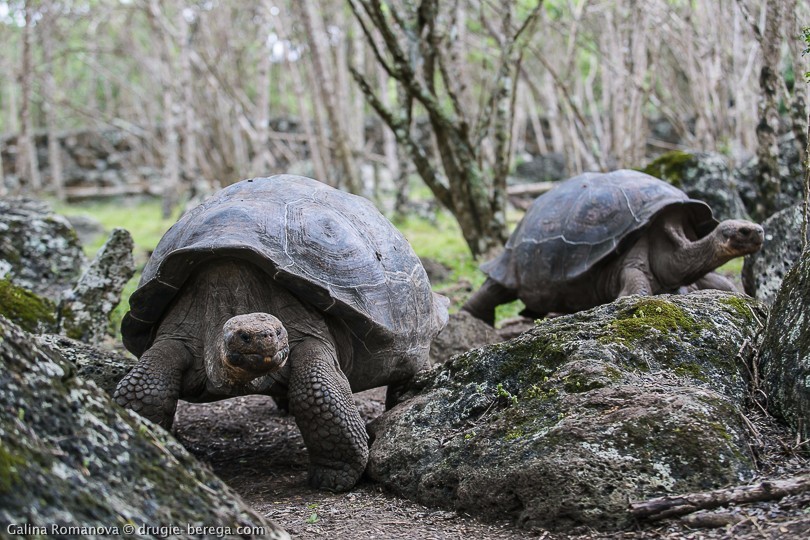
[{"xmin": 629, "ymin": 474, "xmax": 810, "ymax": 521}]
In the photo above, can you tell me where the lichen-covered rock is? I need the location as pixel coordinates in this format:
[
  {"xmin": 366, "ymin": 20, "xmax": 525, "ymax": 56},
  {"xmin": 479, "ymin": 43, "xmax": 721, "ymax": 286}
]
[
  {"xmin": 371, "ymin": 292, "xmax": 764, "ymax": 531},
  {"xmin": 36, "ymin": 334, "xmax": 136, "ymax": 395},
  {"xmin": 742, "ymin": 204, "xmax": 808, "ymax": 306},
  {"xmin": 759, "ymin": 249, "xmax": 810, "ymax": 450},
  {"xmin": 0, "ymin": 315, "xmax": 289, "ymax": 539},
  {"xmin": 642, "ymin": 151, "xmax": 749, "ymax": 221},
  {"xmin": 429, "ymin": 311, "xmax": 501, "ymax": 366},
  {"xmin": 0, "ymin": 278, "xmax": 57, "ymax": 333},
  {"xmin": 59, "ymin": 228, "xmax": 135, "ymax": 343},
  {"xmin": 0, "ymin": 198, "xmax": 86, "ymax": 302},
  {"xmin": 735, "ymin": 132, "xmax": 806, "ymax": 220}
]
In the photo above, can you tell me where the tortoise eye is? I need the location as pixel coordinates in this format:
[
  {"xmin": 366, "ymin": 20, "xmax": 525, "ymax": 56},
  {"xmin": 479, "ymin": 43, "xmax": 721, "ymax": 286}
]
[{"xmin": 239, "ymin": 332, "xmax": 251, "ymax": 343}]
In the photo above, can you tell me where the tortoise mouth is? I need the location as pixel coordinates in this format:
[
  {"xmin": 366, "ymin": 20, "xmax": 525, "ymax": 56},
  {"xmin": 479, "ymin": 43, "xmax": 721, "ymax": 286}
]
[{"xmin": 224, "ymin": 346, "xmax": 289, "ymax": 381}]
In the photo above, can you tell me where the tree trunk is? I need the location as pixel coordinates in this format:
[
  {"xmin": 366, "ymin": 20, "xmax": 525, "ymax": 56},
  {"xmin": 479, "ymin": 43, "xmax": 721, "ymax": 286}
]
[
  {"xmin": 269, "ymin": 3, "xmax": 329, "ymax": 182},
  {"xmin": 755, "ymin": 0, "xmax": 786, "ymax": 220},
  {"xmin": 249, "ymin": 4, "xmax": 275, "ymax": 177},
  {"xmin": 179, "ymin": 10, "xmax": 199, "ymax": 182},
  {"xmin": 348, "ymin": 0, "xmax": 538, "ymax": 256},
  {"xmin": 39, "ymin": 8, "xmax": 65, "ymax": 201},
  {"xmin": 17, "ymin": 2, "xmax": 41, "ymax": 192},
  {"xmin": 297, "ymin": 0, "xmax": 359, "ymax": 193}
]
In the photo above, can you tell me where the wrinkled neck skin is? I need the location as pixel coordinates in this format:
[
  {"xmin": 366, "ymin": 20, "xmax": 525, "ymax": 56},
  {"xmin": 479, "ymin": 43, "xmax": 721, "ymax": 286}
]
[
  {"xmin": 650, "ymin": 213, "xmax": 728, "ymax": 290},
  {"xmin": 176, "ymin": 260, "xmax": 286, "ymax": 399}
]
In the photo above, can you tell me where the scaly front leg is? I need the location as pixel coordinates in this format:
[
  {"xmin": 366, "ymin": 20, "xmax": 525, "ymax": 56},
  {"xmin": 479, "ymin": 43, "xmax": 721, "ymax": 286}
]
[
  {"xmin": 113, "ymin": 339, "xmax": 192, "ymax": 430},
  {"xmin": 288, "ymin": 338, "xmax": 368, "ymax": 492}
]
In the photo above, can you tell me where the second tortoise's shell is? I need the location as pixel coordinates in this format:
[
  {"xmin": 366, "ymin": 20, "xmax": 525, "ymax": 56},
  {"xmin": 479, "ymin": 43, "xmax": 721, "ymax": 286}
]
[
  {"xmin": 482, "ymin": 169, "xmax": 717, "ymax": 291},
  {"xmin": 122, "ymin": 175, "xmax": 448, "ymax": 386}
]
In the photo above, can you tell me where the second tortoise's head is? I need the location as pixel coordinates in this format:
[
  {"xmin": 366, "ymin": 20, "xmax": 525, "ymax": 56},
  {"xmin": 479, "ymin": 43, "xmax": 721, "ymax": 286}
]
[
  {"xmin": 221, "ymin": 313, "xmax": 290, "ymax": 384},
  {"xmin": 713, "ymin": 219, "xmax": 764, "ymax": 259}
]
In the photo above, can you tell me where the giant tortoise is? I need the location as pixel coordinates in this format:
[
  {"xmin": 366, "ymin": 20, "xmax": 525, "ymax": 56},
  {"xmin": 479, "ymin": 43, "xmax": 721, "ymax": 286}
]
[
  {"xmin": 463, "ymin": 169, "xmax": 764, "ymax": 324},
  {"xmin": 114, "ymin": 175, "xmax": 449, "ymax": 491}
]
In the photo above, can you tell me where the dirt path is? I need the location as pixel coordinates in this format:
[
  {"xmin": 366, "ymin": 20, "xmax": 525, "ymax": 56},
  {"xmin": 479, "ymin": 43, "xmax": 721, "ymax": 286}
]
[{"xmin": 174, "ymin": 391, "xmax": 810, "ymax": 540}]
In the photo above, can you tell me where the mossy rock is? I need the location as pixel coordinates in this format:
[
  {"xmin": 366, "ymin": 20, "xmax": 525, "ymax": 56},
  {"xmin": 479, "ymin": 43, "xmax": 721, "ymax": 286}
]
[
  {"xmin": 0, "ymin": 278, "xmax": 56, "ymax": 333},
  {"xmin": 642, "ymin": 151, "xmax": 749, "ymax": 221},
  {"xmin": 371, "ymin": 291, "xmax": 764, "ymax": 532},
  {"xmin": 0, "ymin": 198, "xmax": 86, "ymax": 302},
  {"xmin": 641, "ymin": 150, "xmax": 695, "ymax": 187}
]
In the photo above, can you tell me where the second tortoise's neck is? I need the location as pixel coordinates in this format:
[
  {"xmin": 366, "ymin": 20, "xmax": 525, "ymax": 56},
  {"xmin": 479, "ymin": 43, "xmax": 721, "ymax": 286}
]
[{"xmin": 649, "ymin": 212, "xmax": 730, "ymax": 289}]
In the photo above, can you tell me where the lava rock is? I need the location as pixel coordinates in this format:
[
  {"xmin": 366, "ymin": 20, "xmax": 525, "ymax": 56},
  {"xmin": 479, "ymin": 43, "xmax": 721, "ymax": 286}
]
[{"xmin": 742, "ymin": 204, "xmax": 809, "ymax": 307}]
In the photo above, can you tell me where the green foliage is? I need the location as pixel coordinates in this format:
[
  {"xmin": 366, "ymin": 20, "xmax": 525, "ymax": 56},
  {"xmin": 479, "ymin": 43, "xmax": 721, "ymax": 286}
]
[
  {"xmin": 496, "ymin": 382, "xmax": 519, "ymax": 406},
  {"xmin": 395, "ymin": 207, "xmax": 526, "ymax": 322}
]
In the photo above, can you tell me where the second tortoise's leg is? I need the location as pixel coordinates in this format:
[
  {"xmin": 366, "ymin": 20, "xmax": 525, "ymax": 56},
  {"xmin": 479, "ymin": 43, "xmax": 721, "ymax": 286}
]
[
  {"xmin": 618, "ymin": 267, "xmax": 653, "ymax": 297},
  {"xmin": 461, "ymin": 278, "xmax": 518, "ymax": 326},
  {"xmin": 288, "ymin": 338, "xmax": 368, "ymax": 492},
  {"xmin": 684, "ymin": 272, "xmax": 739, "ymax": 293},
  {"xmin": 113, "ymin": 339, "xmax": 192, "ymax": 431}
]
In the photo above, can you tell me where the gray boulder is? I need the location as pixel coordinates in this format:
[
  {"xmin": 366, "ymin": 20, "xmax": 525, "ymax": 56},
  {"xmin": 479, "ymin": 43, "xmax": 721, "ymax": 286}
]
[
  {"xmin": 0, "ymin": 198, "xmax": 86, "ymax": 302},
  {"xmin": 736, "ymin": 132, "xmax": 806, "ymax": 219},
  {"xmin": 759, "ymin": 249, "xmax": 810, "ymax": 450},
  {"xmin": 0, "ymin": 315, "xmax": 289, "ymax": 539},
  {"xmin": 370, "ymin": 292, "xmax": 763, "ymax": 531},
  {"xmin": 742, "ymin": 204, "xmax": 808, "ymax": 306},
  {"xmin": 59, "ymin": 228, "xmax": 135, "ymax": 344},
  {"xmin": 642, "ymin": 151, "xmax": 749, "ymax": 221},
  {"xmin": 36, "ymin": 333, "xmax": 136, "ymax": 395},
  {"xmin": 429, "ymin": 311, "xmax": 501, "ymax": 366},
  {"xmin": 512, "ymin": 153, "xmax": 568, "ymax": 184}
]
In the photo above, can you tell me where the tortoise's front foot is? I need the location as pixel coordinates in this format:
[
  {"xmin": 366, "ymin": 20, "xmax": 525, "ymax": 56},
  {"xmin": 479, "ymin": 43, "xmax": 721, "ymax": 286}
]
[
  {"xmin": 289, "ymin": 339, "xmax": 369, "ymax": 492},
  {"xmin": 113, "ymin": 340, "xmax": 190, "ymax": 430},
  {"xmin": 308, "ymin": 458, "xmax": 366, "ymax": 492}
]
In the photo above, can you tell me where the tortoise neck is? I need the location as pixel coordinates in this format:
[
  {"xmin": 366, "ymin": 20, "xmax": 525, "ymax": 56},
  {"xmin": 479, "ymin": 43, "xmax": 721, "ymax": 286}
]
[{"xmin": 653, "ymin": 217, "xmax": 727, "ymax": 288}]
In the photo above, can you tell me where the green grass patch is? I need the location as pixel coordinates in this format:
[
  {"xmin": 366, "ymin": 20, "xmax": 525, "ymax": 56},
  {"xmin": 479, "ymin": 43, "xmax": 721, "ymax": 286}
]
[{"xmin": 394, "ymin": 208, "xmax": 526, "ymax": 322}]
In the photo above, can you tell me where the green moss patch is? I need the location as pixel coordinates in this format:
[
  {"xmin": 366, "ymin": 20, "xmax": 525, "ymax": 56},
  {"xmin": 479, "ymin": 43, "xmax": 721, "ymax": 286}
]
[
  {"xmin": 641, "ymin": 151, "xmax": 696, "ymax": 187},
  {"xmin": 605, "ymin": 297, "xmax": 701, "ymax": 343},
  {"xmin": 0, "ymin": 445, "xmax": 25, "ymax": 493},
  {"xmin": 0, "ymin": 278, "xmax": 56, "ymax": 332},
  {"xmin": 719, "ymin": 295, "xmax": 755, "ymax": 321}
]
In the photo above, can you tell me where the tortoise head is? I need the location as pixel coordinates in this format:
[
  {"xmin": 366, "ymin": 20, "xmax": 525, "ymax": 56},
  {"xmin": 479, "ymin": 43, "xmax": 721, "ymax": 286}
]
[
  {"xmin": 221, "ymin": 313, "xmax": 290, "ymax": 384},
  {"xmin": 712, "ymin": 219, "xmax": 764, "ymax": 259}
]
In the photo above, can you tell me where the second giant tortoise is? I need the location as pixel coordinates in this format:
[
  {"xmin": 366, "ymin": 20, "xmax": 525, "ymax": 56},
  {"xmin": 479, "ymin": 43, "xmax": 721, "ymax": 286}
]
[
  {"xmin": 463, "ymin": 170, "xmax": 764, "ymax": 324},
  {"xmin": 114, "ymin": 175, "xmax": 449, "ymax": 491}
]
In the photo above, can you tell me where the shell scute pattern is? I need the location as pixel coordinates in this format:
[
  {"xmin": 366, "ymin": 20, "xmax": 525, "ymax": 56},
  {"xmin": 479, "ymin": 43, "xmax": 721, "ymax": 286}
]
[{"xmin": 122, "ymin": 175, "xmax": 447, "ymax": 372}]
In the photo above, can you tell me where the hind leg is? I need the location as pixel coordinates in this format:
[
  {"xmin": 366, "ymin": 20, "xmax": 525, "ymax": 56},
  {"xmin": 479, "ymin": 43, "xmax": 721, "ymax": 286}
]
[
  {"xmin": 462, "ymin": 278, "xmax": 518, "ymax": 326},
  {"xmin": 684, "ymin": 272, "xmax": 739, "ymax": 293}
]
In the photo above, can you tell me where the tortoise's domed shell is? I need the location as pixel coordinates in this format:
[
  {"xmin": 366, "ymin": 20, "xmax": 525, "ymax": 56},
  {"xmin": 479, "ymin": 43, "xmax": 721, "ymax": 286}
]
[
  {"xmin": 122, "ymin": 175, "xmax": 448, "ymax": 376},
  {"xmin": 482, "ymin": 170, "xmax": 717, "ymax": 290}
]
